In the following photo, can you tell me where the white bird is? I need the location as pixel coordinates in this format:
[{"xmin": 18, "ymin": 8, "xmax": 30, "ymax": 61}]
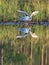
[
  {"xmin": 17, "ymin": 10, "xmax": 39, "ymax": 21},
  {"xmin": 16, "ymin": 28, "xmax": 38, "ymax": 39}
]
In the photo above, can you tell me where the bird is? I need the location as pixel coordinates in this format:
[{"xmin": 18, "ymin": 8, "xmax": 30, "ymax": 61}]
[
  {"xmin": 17, "ymin": 10, "xmax": 39, "ymax": 22},
  {"xmin": 16, "ymin": 28, "xmax": 38, "ymax": 39}
]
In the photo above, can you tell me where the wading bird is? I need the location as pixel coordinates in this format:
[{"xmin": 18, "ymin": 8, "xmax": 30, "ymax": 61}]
[
  {"xmin": 16, "ymin": 28, "xmax": 38, "ymax": 38},
  {"xmin": 17, "ymin": 10, "xmax": 39, "ymax": 22}
]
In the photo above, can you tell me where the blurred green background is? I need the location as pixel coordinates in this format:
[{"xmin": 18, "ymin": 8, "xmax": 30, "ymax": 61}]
[
  {"xmin": 0, "ymin": 0, "xmax": 49, "ymax": 22},
  {"xmin": 0, "ymin": 0, "xmax": 49, "ymax": 65}
]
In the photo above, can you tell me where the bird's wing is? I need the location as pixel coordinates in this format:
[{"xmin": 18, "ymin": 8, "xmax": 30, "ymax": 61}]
[
  {"xmin": 29, "ymin": 31, "xmax": 38, "ymax": 38},
  {"xmin": 17, "ymin": 10, "xmax": 28, "ymax": 16},
  {"xmin": 30, "ymin": 11, "xmax": 39, "ymax": 18},
  {"xmin": 16, "ymin": 34, "xmax": 27, "ymax": 39}
]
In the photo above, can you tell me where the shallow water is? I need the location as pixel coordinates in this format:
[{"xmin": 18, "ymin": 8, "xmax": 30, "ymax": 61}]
[{"xmin": 0, "ymin": 21, "xmax": 49, "ymax": 25}]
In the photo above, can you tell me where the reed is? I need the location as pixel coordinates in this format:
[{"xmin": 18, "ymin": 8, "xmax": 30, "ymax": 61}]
[{"xmin": 0, "ymin": 0, "xmax": 49, "ymax": 21}]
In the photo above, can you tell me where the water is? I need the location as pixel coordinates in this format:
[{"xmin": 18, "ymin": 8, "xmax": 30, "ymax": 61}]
[{"xmin": 0, "ymin": 21, "xmax": 49, "ymax": 26}]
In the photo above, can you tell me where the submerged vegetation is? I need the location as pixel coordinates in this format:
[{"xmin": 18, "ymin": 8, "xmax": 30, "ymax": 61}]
[{"xmin": 0, "ymin": 0, "xmax": 49, "ymax": 65}]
